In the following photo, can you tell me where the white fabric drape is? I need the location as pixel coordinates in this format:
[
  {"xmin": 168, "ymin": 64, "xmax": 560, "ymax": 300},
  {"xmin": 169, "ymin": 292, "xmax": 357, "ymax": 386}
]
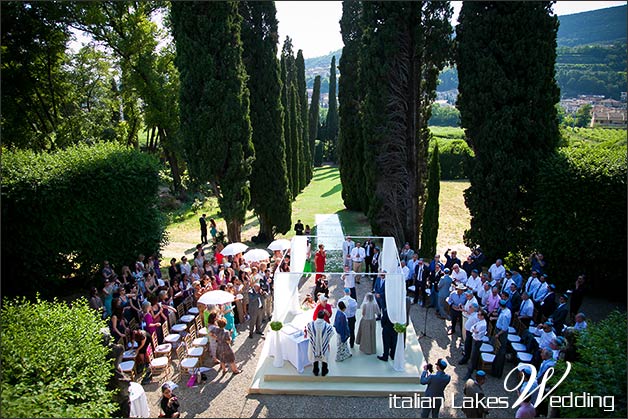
[
  {"xmin": 382, "ymin": 237, "xmax": 406, "ymax": 372},
  {"xmin": 273, "ymin": 236, "xmax": 308, "ymax": 323}
]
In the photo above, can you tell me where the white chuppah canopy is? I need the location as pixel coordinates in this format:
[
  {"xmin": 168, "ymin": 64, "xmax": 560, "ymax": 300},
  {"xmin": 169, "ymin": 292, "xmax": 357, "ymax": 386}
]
[
  {"xmin": 380, "ymin": 237, "xmax": 406, "ymax": 372},
  {"xmin": 272, "ymin": 235, "xmax": 308, "ymax": 323}
]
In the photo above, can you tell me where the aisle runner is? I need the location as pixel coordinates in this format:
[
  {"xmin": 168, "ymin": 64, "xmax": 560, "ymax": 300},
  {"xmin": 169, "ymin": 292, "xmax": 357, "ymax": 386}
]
[{"xmin": 314, "ymin": 214, "xmax": 344, "ymax": 251}]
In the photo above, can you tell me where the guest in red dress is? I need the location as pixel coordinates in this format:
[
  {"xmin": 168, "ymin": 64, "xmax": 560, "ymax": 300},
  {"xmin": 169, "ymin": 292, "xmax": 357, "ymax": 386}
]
[
  {"xmin": 312, "ymin": 295, "xmax": 333, "ymax": 323},
  {"xmin": 314, "ymin": 244, "xmax": 326, "ymax": 281}
]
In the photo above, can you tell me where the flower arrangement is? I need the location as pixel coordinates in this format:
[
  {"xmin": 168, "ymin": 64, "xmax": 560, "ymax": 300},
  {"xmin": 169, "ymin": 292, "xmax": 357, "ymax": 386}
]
[
  {"xmin": 270, "ymin": 321, "xmax": 283, "ymax": 331},
  {"xmin": 393, "ymin": 322, "xmax": 407, "ymax": 334}
]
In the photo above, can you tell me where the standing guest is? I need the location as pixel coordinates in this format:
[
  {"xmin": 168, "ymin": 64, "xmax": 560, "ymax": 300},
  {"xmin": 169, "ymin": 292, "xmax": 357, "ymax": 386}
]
[
  {"xmin": 294, "ymin": 219, "xmax": 304, "ymax": 235},
  {"xmin": 501, "ymin": 270, "xmax": 516, "ymax": 294},
  {"xmin": 371, "ymin": 246, "xmax": 380, "ymax": 275},
  {"xmin": 447, "ymin": 283, "xmax": 467, "ymax": 336},
  {"xmin": 102, "ymin": 279, "xmax": 116, "ymax": 318},
  {"xmin": 533, "ymin": 274, "xmax": 550, "ymax": 306},
  {"xmin": 215, "ymin": 318, "xmax": 242, "ymax": 374},
  {"xmin": 307, "ymin": 310, "xmax": 334, "ymax": 376},
  {"xmin": 304, "ymin": 224, "xmax": 311, "ymax": 235},
  {"xmin": 222, "ymin": 300, "xmax": 238, "ymax": 342},
  {"xmin": 339, "ymin": 288, "xmax": 358, "ymax": 348},
  {"xmin": 199, "ymin": 213, "xmax": 208, "ymax": 245},
  {"xmin": 364, "ymin": 238, "xmax": 376, "ymax": 275},
  {"xmin": 168, "ymin": 258, "xmax": 179, "ymax": 284},
  {"xmin": 89, "ymin": 287, "xmax": 105, "ymax": 318},
  {"xmin": 109, "ymin": 301, "xmax": 128, "ymax": 342},
  {"xmin": 529, "ymin": 252, "xmax": 547, "ymax": 275},
  {"xmin": 537, "ymin": 349, "xmax": 556, "ymax": 381},
  {"xmin": 350, "ymin": 241, "xmax": 366, "ymax": 284},
  {"xmin": 516, "ymin": 292, "xmax": 534, "ymax": 327},
  {"xmin": 462, "ymin": 255, "xmax": 474, "ymax": 276},
  {"xmin": 444, "ymin": 249, "xmax": 461, "ymax": 271},
  {"xmin": 420, "ymin": 359, "xmax": 451, "ymax": 418},
  {"xmin": 459, "ymin": 303, "xmax": 480, "ymax": 365},
  {"xmin": 461, "ymin": 291, "xmax": 479, "ymax": 339},
  {"xmin": 314, "ymin": 275, "xmax": 330, "ymax": 302},
  {"xmin": 313, "ymin": 295, "xmax": 333, "ymax": 323},
  {"xmin": 573, "ymin": 312, "xmax": 587, "ymax": 331},
  {"xmin": 470, "ymin": 248, "xmax": 486, "ymax": 271},
  {"xmin": 511, "ymin": 269, "xmax": 523, "ymax": 289},
  {"xmin": 569, "ymin": 275, "xmax": 586, "ymax": 318},
  {"xmin": 205, "ymin": 311, "xmax": 220, "ymax": 364},
  {"xmin": 209, "ymin": 218, "xmax": 218, "ymax": 242},
  {"xmin": 536, "ymin": 321, "xmax": 556, "ymax": 351},
  {"xmin": 413, "ymin": 257, "xmax": 429, "ymax": 306},
  {"xmin": 152, "ymin": 253, "xmax": 163, "ymax": 282},
  {"xmin": 436, "ymin": 269, "xmax": 453, "ymax": 320},
  {"xmin": 160, "ymin": 383, "xmax": 180, "ymax": 418},
  {"xmin": 399, "ymin": 242, "xmax": 414, "ymax": 264},
  {"xmin": 464, "ymin": 310, "xmax": 487, "ymax": 380},
  {"xmin": 491, "ymin": 299, "xmax": 511, "ymax": 377},
  {"xmin": 515, "ymin": 367, "xmax": 539, "ymax": 418},
  {"xmin": 539, "ymin": 284, "xmax": 557, "ymax": 319},
  {"xmin": 549, "ymin": 294, "xmax": 569, "ymax": 334},
  {"xmin": 356, "ymin": 292, "xmax": 380, "ymax": 354},
  {"xmin": 342, "ymin": 236, "xmax": 355, "ymax": 269},
  {"xmin": 488, "ymin": 259, "xmax": 506, "ymax": 283},
  {"xmin": 401, "ymin": 260, "xmax": 411, "ymax": 288},
  {"xmin": 463, "ymin": 370, "xmax": 489, "ymax": 418},
  {"xmin": 179, "ymin": 256, "xmax": 191, "ymax": 277},
  {"xmin": 133, "ymin": 329, "xmax": 151, "ymax": 374},
  {"xmin": 102, "ymin": 261, "xmax": 116, "ymax": 282},
  {"xmin": 248, "ymin": 284, "xmax": 264, "ymax": 338},
  {"xmin": 334, "ymin": 301, "xmax": 352, "ymax": 361},
  {"xmin": 486, "ymin": 287, "xmax": 501, "ymax": 320},
  {"xmin": 373, "ymin": 272, "xmax": 387, "ymax": 314},
  {"xmin": 451, "ymin": 264, "xmax": 468, "ymax": 285},
  {"xmin": 377, "ymin": 310, "xmax": 397, "ymax": 362},
  {"xmin": 428, "ymin": 264, "xmax": 444, "ymax": 309},
  {"xmin": 508, "ymin": 284, "xmax": 522, "ymax": 312},
  {"xmin": 407, "ymin": 254, "xmax": 420, "ymax": 288},
  {"xmin": 314, "ymin": 244, "xmax": 326, "ymax": 281},
  {"xmin": 477, "ymin": 282, "xmax": 491, "ymax": 307},
  {"xmin": 341, "ymin": 265, "xmax": 357, "ymax": 301},
  {"xmin": 429, "ymin": 254, "xmax": 444, "ymax": 273},
  {"xmin": 466, "ymin": 270, "xmax": 482, "ymax": 295},
  {"xmin": 524, "ymin": 270, "xmax": 541, "ymax": 300}
]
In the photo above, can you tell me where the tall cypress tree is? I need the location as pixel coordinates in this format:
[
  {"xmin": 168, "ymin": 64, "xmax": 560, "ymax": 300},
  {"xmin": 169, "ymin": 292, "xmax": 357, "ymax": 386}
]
[
  {"xmin": 296, "ymin": 50, "xmax": 312, "ymax": 185},
  {"xmin": 457, "ymin": 2, "xmax": 560, "ymax": 258},
  {"xmin": 361, "ymin": 2, "xmax": 452, "ymax": 248},
  {"xmin": 280, "ymin": 56, "xmax": 293, "ymax": 197},
  {"xmin": 289, "ymin": 84, "xmax": 302, "ymax": 193},
  {"xmin": 171, "ymin": 1, "xmax": 254, "ymax": 243},
  {"xmin": 339, "ymin": 0, "xmax": 365, "ymax": 211},
  {"xmin": 308, "ymin": 75, "xmax": 321, "ymax": 162},
  {"xmin": 238, "ymin": 1, "xmax": 291, "ymax": 239},
  {"xmin": 419, "ymin": 143, "xmax": 440, "ymax": 258},
  {"xmin": 325, "ymin": 55, "xmax": 339, "ymax": 161}
]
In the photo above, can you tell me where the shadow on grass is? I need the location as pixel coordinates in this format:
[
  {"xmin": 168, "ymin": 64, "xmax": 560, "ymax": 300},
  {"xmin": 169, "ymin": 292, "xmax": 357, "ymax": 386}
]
[
  {"xmin": 321, "ymin": 183, "xmax": 342, "ymax": 197},
  {"xmin": 335, "ymin": 209, "xmax": 372, "ymax": 236}
]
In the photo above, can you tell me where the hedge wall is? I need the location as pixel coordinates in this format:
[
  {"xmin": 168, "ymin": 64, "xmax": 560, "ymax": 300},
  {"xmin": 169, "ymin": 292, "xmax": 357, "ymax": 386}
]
[
  {"xmin": 1, "ymin": 143, "xmax": 165, "ymax": 297},
  {"xmin": 533, "ymin": 145, "xmax": 627, "ymax": 293},
  {"xmin": 1, "ymin": 297, "xmax": 116, "ymax": 418},
  {"xmin": 429, "ymin": 138, "xmax": 474, "ymax": 180}
]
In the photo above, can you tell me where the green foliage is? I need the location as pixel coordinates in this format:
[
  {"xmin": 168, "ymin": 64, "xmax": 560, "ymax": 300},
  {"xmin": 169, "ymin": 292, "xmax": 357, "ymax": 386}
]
[
  {"xmin": 428, "ymin": 103, "xmax": 460, "ymax": 126},
  {"xmin": 338, "ymin": 0, "xmax": 366, "ymax": 211},
  {"xmin": 552, "ymin": 311, "xmax": 627, "ymax": 418},
  {"xmin": 1, "ymin": 143, "xmax": 164, "ymax": 297},
  {"xmin": 308, "ymin": 75, "xmax": 322, "ymax": 160},
  {"xmin": 574, "ymin": 103, "xmax": 593, "ymax": 127},
  {"xmin": 420, "ymin": 144, "xmax": 440, "ymax": 258},
  {"xmin": 314, "ymin": 140, "xmax": 324, "ymax": 167},
  {"xmin": 290, "ymin": 84, "xmax": 302, "ymax": 194},
  {"xmin": 436, "ymin": 66, "xmax": 458, "ymax": 92},
  {"xmin": 457, "ymin": 2, "xmax": 561, "ymax": 260},
  {"xmin": 557, "ymin": 5, "xmax": 626, "ymax": 47},
  {"xmin": 533, "ymin": 145, "xmax": 627, "ymax": 293},
  {"xmin": 280, "ymin": 55, "xmax": 294, "ymax": 196},
  {"xmin": 393, "ymin": 323, "xmax": 407, "ymax": 334},
  {"xmin": 239, "ymin": 1, "xmax": 292, "ymax": 239},
  {"xmin": 560, "ymin": 126, "xmax": 627, "ymax": 148},
  {"xmin": 1, "ymin": 297, "xmax": 116, "ymax": 418},
  {"xmin": 429, "ymin": 138, "xmax": 473, "ymax": 180},
  {"xmin": 270, "ymin": 321, "xmax": 283, "ymax": 331},
  {"xmin": 325, "ymin": 55, "xmax": 339, "ymax": 161},
  {"xmin": 296, "ymin": 50, "xmax": 313, "ymax": 185},
  {"xmin": 171, "ymin": 1, "xmax": 254, "ymax": 242}
]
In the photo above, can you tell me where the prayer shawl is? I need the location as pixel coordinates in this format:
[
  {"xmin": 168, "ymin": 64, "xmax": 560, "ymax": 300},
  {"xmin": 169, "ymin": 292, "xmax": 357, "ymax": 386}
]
[{"xmin": 307, "ymin": 319, "xmax": 334, "ymax": 362}]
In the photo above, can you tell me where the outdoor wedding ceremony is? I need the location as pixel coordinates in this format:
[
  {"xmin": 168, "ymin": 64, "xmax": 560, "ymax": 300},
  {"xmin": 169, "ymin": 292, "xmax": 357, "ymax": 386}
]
[{"xmin": 1, "ymin": 1, "xmax": 626, "ymax": 418}]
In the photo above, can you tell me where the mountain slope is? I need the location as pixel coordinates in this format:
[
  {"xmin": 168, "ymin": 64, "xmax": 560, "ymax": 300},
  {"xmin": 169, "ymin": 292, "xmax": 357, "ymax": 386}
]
[{"xmin": 557, "ymin": 5, "xmax": 627, "ymax": 47}]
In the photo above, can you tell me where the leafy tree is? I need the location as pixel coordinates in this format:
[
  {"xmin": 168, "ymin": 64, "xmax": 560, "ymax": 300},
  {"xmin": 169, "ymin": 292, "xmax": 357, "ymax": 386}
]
[
  {"xmin": 457, "ymin": 2, "xmax": 561, "ymax": 259},
  {"xmin": 296, "ymin": 50, "xmax": 313, "ymax": 185},
  {"xmin": 339, "ymin": 0, "xmax": 366, "ymax": 211},
  {"xmin": 1, "ymin": 297, "xmax": 117, "ymax": 418},
  {"xmin": 171, "ymin": 1, "xmax": 254, "ymax": 242},
  {"xmin": 419, "ymin": 143, "xmax": 440, "ymax": 258},
  {"xmin": 238, "ymin": 1, "xmax": 292, "ymax": 239},
  {"xmin": 428, "ymin": 103, "xmax": 460, "ymax": 127},
  {"xmin": 574, "ymin": 103, "xmax": 593, "ymax": 127},
  {"xmin": 308, "ymin": 75, "xmax": 322, "ymax": 159},
  {"xmin": 361, "ymin": 2, "xmax": 453, "ymax": 248},
  {"xmin": 325, "ymin": 55, "xmax": 339, "ymax": 161}
]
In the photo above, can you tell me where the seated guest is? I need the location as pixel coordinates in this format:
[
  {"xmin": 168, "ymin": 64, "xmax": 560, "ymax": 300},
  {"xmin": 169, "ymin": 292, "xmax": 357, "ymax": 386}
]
[
  {"xmin": 573, "ymin": 312, "xmax": 587, "ymax": 331},
  {"xmin": 302, "ymin": 294, "xmax": 316, "ymax": 310},
  {"xmin": 160, "ymin": 383, "xmax": 180, "ymax": 418},
  {"xmin": 508, "ymin": 283, "xmax": 522, "ymax": 312},
  {"xmin": 536, "ymin": 321, "xmax": 556, "ymax": 351},
  {"xmin": 537, "ymin": 349, "xmax": 556, "ymax": 381},
  {"xmin": 89, "ymin": 287, "xmax": 104, "ymax": 317}
]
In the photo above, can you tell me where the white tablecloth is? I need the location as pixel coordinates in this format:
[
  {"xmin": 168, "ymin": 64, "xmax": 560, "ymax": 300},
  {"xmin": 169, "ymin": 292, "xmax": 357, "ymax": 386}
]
[
  {"xmin": 129, "ymin": 382, "xmax": 150, "ymax": 418},
  {"xmin": 268, "ymin": 313, "xmax": 313, "ymax": 374}
]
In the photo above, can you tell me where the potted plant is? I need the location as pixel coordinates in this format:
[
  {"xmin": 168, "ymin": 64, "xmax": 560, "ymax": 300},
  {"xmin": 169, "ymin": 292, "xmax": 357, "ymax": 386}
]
[{"xmin": 270, "ymin": 321, "xmax": 284, "ymax": 368}]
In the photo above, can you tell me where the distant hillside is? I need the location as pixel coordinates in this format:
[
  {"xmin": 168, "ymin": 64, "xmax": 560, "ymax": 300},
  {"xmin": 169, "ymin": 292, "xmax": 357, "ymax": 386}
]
[
  {"xmin": 304, "ymin": 49, "xmax": 341, "ymax": 94},
  {"xmin": 557, "ymin": 5, "xmax": 627, "ymax": 47}
]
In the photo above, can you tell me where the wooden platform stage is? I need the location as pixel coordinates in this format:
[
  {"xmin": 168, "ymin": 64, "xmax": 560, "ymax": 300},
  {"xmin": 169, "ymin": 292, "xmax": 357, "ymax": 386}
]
[{"xmin": 249, "ymin": 310, "xmax": 427, "ymax": 397}]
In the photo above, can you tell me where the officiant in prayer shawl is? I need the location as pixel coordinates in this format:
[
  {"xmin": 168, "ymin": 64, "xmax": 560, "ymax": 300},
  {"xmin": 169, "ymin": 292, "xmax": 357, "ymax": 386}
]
[{"xmin": 307, "ymin": 310, "xmax": 334, "ymax": 376}]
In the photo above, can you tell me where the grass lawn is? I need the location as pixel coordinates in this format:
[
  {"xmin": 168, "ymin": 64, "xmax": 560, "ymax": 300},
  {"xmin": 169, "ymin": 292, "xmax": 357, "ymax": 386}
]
[{"xmin": 161, "ymin": 165, "xmax": 470, "ymax": 261}]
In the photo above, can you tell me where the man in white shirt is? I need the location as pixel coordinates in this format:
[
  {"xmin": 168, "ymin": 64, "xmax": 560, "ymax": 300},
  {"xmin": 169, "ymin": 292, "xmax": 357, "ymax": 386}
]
[
  {"xmin": 339, "ymin": 287, "xmax": 358, "ymax": 348},
  {"xmin": 537, "ymin": 349, "xmax": 556, "ymax": 381},
  {"xmin": 451, "ymin": 263, "xmax": 468, "ymax": 285},
  {"xmin": 532, "ymin": 273, "xmax": 550, "ymax": 304},
  {"xmin": 488, "ymin": 259, "xmax": 506, "ymax": 283},
  {"xmin": 459, "ymin": 302, "xmax": 480, "ymax": 364},
  {"xmin": 461, "ymin": 290, "xmax": 478, "ymax": 342},
  {"xmin": 179, "ymin": 256, "xmax": 191, "ymax": 276},
  {"xmin": 536, "ymin": 322, "xmax": 556, "ymax": 351},
  {"xmin": 501, "ymin": 270, "xmax": 517, "ymax": 295},
  {"xmin": 401, "ymin": 260, "xmax": 411, "ymax": 287},
  {"xmin": 464, "ymin": 309, "xmax": 487, "ymax": 380},
  {"xmin": 407, "ymin": 254, "xmax": 419, "ymax": 285},
  {"xmin": 466, "ymin": 269, "xmax": 482, "ymax": 294},
  {"xmin": 342, "ymin": 236, "xmax": 355, "ymax": 268},
  {"xmin": 525, "ymin": 271, "xmax": 541, "ymax": 298},
  {"xmin": 341, "ymin": 265, "xmax": 357, "ymax": 300},
  {"xmin": 350, "ymin": 241, "xmax": 366, "ymax": 284},
  {"xmin": 477, "ymin": 282, "xmax": 491, "ymax": 307},
  {"xmin": 517, "ymin": 292, "xmax": 534, "ymax": 326}
]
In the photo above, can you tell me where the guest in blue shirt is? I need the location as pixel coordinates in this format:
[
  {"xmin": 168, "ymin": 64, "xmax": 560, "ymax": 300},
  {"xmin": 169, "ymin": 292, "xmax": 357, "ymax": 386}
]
[
  {"xmin": 447, "ymin": 283, "xmax": 467, "ymax": 336},
  {"xmin": 491, "ymin": 299, "xmax": 511, "ymax": 377}
]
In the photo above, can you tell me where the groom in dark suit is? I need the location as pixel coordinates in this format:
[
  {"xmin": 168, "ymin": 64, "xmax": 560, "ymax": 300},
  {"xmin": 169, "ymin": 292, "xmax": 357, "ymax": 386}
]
[
  {"xmin": 373, "ymin": 272, "xmax": 386, "ymax": 317},
  {"xmin": 377, "ymin": 310, "xmax": 397, "ymax": 362}
]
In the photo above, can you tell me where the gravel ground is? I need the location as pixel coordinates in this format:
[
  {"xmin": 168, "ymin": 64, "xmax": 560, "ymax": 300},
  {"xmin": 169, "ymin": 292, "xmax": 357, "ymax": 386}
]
[{"xmin": 142, "ymin": 273, "xmax": 623, "ymax": 418}]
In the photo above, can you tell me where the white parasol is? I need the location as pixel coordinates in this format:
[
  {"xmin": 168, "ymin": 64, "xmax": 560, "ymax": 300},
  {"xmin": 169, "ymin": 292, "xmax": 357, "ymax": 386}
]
[
  {"xmin": 220, "ymin": 242, "xmax": 249, "ymax": 256},
  {"xmin": 243, "ymin": 248, "xmax": 271, "ymax": 262},
  {"xmin": 198, "ymin": 290, "xmax": 235, "ymax": 305},
  {"xmin": 267, "ymin": 238, "xmax": 292, "ymax": 251}
]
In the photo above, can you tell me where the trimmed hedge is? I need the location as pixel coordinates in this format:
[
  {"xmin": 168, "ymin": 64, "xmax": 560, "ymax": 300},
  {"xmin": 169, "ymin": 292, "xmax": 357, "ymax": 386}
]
[
  {"xmin": 1, "ymin": 297, "xmax": 116, "ymax": 418},
  {"xmin": 1, "ymin": 143, "xmax": 165, "ymax": 297},
  {"xmin": 429, "ymin": 138, "xmax": 474, "ymax": 180},
  {"xmin": 533, "ymin": 145, "xmax": 627, "ymax": 293}
]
